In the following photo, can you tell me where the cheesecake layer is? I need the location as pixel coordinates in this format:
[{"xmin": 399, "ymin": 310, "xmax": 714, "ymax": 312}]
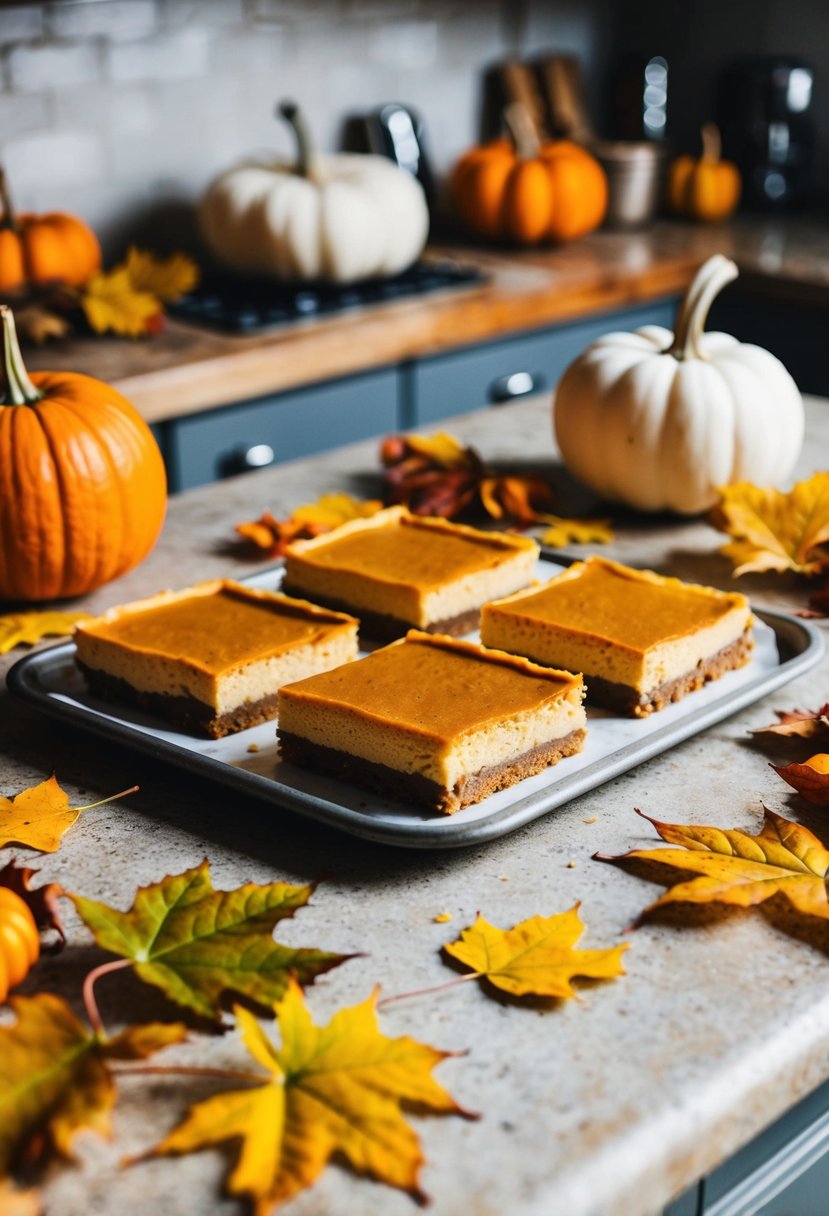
[
  {"xmin": 283, "ymin": 506, "xmax": 539, "ymax": 637},
  {"xmin": 277, "ymin": 630, "xmax": 586, "ymax": 812},
  {"xmin": 74, "ymin": 581, "xmax": 359, "ymax": 736},
  {"xmin": 480, "ymin": 556, "xmax": 753, "ymax": 715}
]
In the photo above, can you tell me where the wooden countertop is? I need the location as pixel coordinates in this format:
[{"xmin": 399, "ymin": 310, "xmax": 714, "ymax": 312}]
[
  {"xmin": 22, "ymin": 215, "xmax": 829, "ymax": 426},
  {"xmin": 3, "ymin": 396, "xmax": 829, "ymax": 1216}
]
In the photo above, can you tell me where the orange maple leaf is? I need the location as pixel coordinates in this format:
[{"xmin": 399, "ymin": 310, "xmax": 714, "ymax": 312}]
[
  {"xmin": 0, "ymin": 609, "xmax": 90, "ymax": 655},
  {"xmin": 140, "ymin": 981, "xmax": 472, "ymax": 1210},
  {"xmin": 773, "ymin": 754, "xmax": 829, "ymax": 805},
  {"xmin": 752, "ymin": 704, "xmax": 829, "ymax": 742},
  {"xmin": 711, "ymin": 473, "xmax": 829, "ymax": 577},
  {"xmin": 598, "ymin": 807, "xmax": 829, "ymax": 923},
  {"xmin": 235, "ymin": 494, "xmax": 383, "ymax": 558}
]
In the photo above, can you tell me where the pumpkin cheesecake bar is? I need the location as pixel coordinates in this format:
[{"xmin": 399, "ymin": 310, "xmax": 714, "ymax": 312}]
[
  {"xmin": 277, "ymin": 631, "xmax": 586, "ymax": 814},
  {"xmin": 282, "ymin": 505, "xmax": 539, "ymax": 641},
  {"xmin": 480, "ymin": 556, "xmax": 753, "ymax": 717},
  {"xmin": 74, "ymin": 580, "xmax": 359, "ymax": 738}
]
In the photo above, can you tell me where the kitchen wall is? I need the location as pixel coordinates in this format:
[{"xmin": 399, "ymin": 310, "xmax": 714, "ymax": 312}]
[{"xmin": 0, "ymin": 0, "xmax": 614, "ymax": 257}]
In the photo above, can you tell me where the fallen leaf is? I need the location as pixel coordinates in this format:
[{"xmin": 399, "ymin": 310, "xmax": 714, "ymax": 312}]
[
  {"xmin": 0, "ymin": 1181, "xmax": 42, "ymax": 1216},
  {"xmin": 80, "ymin": 266, "xmax": 160, "ymax": 337},
  {"xmin": 0, "ymin": 610, "xmax": 90, "ymax": 655},
  {"xmin": 0, "ymin": 776, "xmax": 136, "ymax": 854},
  {"xmin": 72, "ymin": 860, "xmax": 352, "ymax": 1021},
  {"xmin": 123, "ymin": 247, "xmax": 198, "ymax": 301},
  {"xmin": 14, "ymin": 305, "xmax": 69, "ymax": 344},
  {"xmin": 235, "ymin": 494, "xmax": 383, "ymax": 558},
  {"xmin": 0, "ymin": 992, "xmax": 186, "ymax": 1173},
  {"xmin": 142, "ymin": 981, "xmax": 470, "ymax": 1209},
  {"xmin": 752, "ymin": 705, "xmax": 829, "ymax": 742},
  {"xmin": 433, "ymin": 912, "xmax": 452, "ymax": 924},
  {"xmin": 711, "ymin": 473, "xmax": 829, "ymax": 577},
  {"xmin": 399, "ymin": 432, "xmax": 474, "ymax": 469},
  {"xmin": 479, "ymin": 475, "xmax": 556, "ymax": 525},
  {"xmin": 539, "ymin": 515, "xmax": 614, "ymax": 548},
  {"xmin": 598, "ymin": 807, "xmax": 829, "ymax": 923},
  {"xmin": 443, "ymin": 906, "xmax": 627, "ymax": 1000},
  {"xmin": 0, "ymin": 860, "xmax": 65, "ymax": 948},
  {"xmin": 773, "ymin": 755, "xmax": 829, "ymax": 805}
]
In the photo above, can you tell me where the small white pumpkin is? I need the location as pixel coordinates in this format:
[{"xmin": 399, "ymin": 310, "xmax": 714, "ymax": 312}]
[
  {"xmin": 199, "ymin": 101, "xmax": 429, "ymax": 283},
  {"xmin": 553, "ymin": 254, "xmax": 804, "ymax": 514}
]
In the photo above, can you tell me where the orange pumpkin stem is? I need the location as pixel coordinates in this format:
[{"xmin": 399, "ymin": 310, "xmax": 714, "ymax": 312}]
[
  {"xmin": 0, "ymin": 305, "xmax": 44, "ymax": 405},
  {"xmin": 0, "ymin": 169, "xmax": 17, "ymax": 233},
  {"xmin": 503, "ymin": 102, "xmax": 542, "ymax": 160},
  {"xmin": 700, "ymin": 122, "xmax": 722, "ymax": 165}
]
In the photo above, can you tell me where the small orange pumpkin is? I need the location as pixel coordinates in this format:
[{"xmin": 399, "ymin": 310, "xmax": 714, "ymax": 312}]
[
  {"xmin": 0, "ymin": 169, "xmax": 101, "ymax": 293},
  {"xmin": 666, "ymin": 123, "xmax": 741, "ymax": 222},
  {"xmin": 0, "ymin": 306, "xmax": 167, "ymax": 602},
  {"xmin": 0, "ymin": 887, "xmax": 39, "ymax": 1001},
  {"xmin": 450, "ymin": 105, "xmax": 608, "ymax": 245}
]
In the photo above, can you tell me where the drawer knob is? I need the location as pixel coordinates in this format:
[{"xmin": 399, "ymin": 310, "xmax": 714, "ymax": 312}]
[
  {"xmin": 488, "ymin": 371, "xmax": 543, "ymax": 403},
  {"xmin": 219, "ymin": 443, "xmax": 276, "ymax": 477}
]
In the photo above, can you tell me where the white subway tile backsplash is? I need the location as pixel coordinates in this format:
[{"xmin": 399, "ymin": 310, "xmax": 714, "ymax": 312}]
[
  {"xmin": 7, "ymin": 39, "xmax": 101, "ymax": 92},
  {"xmin": 3, "ymin": 128, "xmax": 105, "ymax": 199},
  {"xmin": 159, "ymin": 0, "xmax": 245, "ymax": 27},
  {"xmin": 368, "ymin": 20, "xmax": 438, "ymax": 69},
  {"xmin": 49, "ymin": 0, "xmax": 157, "ymax": 43},
  {"xmin": 107, "ymin": 26, "xmax": 210, "ymax": 81},
  {"xmin": 0, "ymin": 92, "xmax": 52, "ymax": 140},
  {"xmin": 56, "ymin": 80, "xmax": 156, "ymax": 137}
]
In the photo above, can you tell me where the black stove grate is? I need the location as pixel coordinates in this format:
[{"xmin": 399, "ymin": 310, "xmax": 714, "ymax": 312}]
[{"xmin": 169, "ymin": 260, "xmax": 487, "ymax": 334}]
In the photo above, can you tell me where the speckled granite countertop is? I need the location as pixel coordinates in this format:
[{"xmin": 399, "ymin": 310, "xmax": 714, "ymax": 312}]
[{"xmin": 2, "ymin": 394, "xmax": 829, "ymax": 1216}]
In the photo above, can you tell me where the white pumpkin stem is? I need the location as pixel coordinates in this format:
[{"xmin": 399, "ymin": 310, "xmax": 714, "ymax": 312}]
[
  {"xmin": 700, "ymin": 122, "xmax": 722, "ymax": 165},
  {"xmin": 277, "ymin": 99, "xmax": 321, "ymax": 183},
  {"xmin": 504, "ymin": 102, "xmax": 541, "ymax": 159},
  {"xmin": 668, "ymin": 254, "xmax": 738, "ymax": 361},
  {"xmin": 0, "ymin": 169, "xmax": 17, "ymax": 232},
  {"xmin": 0, "ymin": 305, "xmax": 43, "ymax": 406}
]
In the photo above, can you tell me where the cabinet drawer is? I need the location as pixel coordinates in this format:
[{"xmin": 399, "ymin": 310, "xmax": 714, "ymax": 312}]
[
  {"xmin": 168, "ymin": 368, "xmax": 399, "ymax": 492},
  {"xmin": 411, "ymin": 299, "xmax": 678, "ymax": 425}
]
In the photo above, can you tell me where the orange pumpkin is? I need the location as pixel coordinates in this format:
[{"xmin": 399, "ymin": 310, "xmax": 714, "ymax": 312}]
[
  {"xmin": 666, "ymin": 123, "xmax": 741, "ymax": 222},
  {"xmin": 0, "ymin": 169, "xmax": 101, "ymax": 293},
  {"xmin": 0, "ymin": 887, "xmax": 39, "ymax": 1001},
  {"xmin": 450, "ymin": 107, "xmax": 608, "ymax": 245},
  {"xmin": 0, "ymin": 306, "xmax": 167, "ymax": 602}
]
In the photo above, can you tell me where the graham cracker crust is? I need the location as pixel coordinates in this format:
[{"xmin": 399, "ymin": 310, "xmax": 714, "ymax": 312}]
[
  {"xmin": 280, "ymin": 583, "xmax": 479, "ymax": 642},
  {"xmin": 76, "ymin": 662, "xmax": 280, "ymax": 739},
  {"xmin": 278, "ymin": 727, "xmax": 587, "ymax": 815},
  {"xmin": 585, "ymin": 630, "xmax": 754, "ymax": 717}
]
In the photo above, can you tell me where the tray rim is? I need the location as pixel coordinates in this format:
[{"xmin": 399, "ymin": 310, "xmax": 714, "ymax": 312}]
[{"xmin": 6, "ymin": 607, "xmax": 824, "ymax": 850}]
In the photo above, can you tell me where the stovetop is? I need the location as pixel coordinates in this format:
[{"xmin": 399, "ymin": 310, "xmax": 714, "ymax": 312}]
[{"xmin": 169, "ymin": 259, "xmax": 487, "ymax": 334}]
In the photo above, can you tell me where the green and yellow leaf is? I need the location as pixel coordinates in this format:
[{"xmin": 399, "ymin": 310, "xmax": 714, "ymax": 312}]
[
  {"xmin": 142, "ymin": 981, "xmax": 469, "ymax": 1209},
  {"xmin": 0, "ymin": 993, "xmax": 185, "ymax": 1173},
  {"xmin": 72, "ymin": 861, "xmax": 352, "ymax": 1020},
  {"xmin": 443, "ymin": 906, "xmax": 628, "ymax": 1000}
]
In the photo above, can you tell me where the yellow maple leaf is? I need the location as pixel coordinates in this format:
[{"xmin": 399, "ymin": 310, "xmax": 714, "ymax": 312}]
[
  {"xmin": 0, "ymin": 993, "xmax": 186, "ymax": 1173},
  {"xmin": 123, "ymin": 246, "xmax": 199, "ymax": 301},
  {"xmin": 443, "ymin": 906, "xmax": 628, "ymax": 1000},
  {"xmin": 143, "ymin": 980, "xmax": 470, "ymax": 1209},
  {"xmin": 0, "ymin": 775, "xmax": 137, "ymax": 853},
  {"xmin": 599, "ymin": 807, "xmax": 829, "ymax": 923},
  {"xmin": 290, "ymin": 492, "xmax": 383, "ymax": 529},
  {"xmin": 0, "ymin": 610, "xmax": 90, "ymax": 655},
  {"xmin": 539, "ymin": 515, "xmax": 614, "ymax": 548},
  {"xmin": 80, "ymin": 266, "xmax": 160, "ymax": 337},
  {"xmin": 711, "ymin": 473, "xmax": 829, "ymax": 576},
  {"xmin": 404, "ymin": 432, "xmax": 473, "ymax": 469}
]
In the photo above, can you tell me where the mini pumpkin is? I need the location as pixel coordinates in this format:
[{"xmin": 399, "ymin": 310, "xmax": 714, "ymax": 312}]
[
  {"xmin": 0, "ymin": 305, "xmax": 167, "ymax": 602},
  {"xmin": 0, "ymin": 887, "xmax": 39, "ymax": 1002},
  {"xmin": 0, "ymin": 168, "xmax": 101, "ymax": 293},
  {"xmin": 553, "ymin": 255, "xmax": 804, "ymax": 514},
  {"xmin": 450, "ymin": 103, "xmax": 608, "ymax": 245},
  {"xmin": 666, "ymin": 123, "xmax": 741, "ymax": 222},
  {"xmin": 199, "ymin": 101, "xmax": 429, "ymax": 283}
]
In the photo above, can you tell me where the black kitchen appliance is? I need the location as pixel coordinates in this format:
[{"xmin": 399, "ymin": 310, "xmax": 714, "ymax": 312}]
[{"xmin": 717, "ymin": 56, "xmax": 815, "ymax": 211}]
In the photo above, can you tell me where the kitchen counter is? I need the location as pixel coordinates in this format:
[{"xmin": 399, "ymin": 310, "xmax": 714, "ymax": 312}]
[
  {"xmin": 2, "ymin": 394, "xmax": 829, "ymax": 1216},
  {"xmin": 22, "ymin": 215, "xmax": 829, "ymax": 425}
]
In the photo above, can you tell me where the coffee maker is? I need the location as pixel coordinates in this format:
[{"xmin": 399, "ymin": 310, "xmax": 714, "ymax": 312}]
[{"xmin": 717, "ymin": 56, "xmax": 815, "ymax": 211}]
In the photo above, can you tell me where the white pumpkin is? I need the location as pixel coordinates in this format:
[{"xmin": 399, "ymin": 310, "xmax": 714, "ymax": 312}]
[
  {"xmin": 553, "ymin": 254, "xmax": 805, "ymax": 514},
  {"xmin": 199, "ymin": 101, "xmax": 429, "ymax": 283}
]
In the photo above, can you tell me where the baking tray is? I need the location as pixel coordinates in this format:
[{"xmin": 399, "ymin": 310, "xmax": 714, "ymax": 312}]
[{"xmin": 6, "ymin": 560, "xmax": 824, "ymax": 849}]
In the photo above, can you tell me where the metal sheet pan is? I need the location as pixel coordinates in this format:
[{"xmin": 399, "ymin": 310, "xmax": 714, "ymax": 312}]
[{"xmin": 6, "ymin": 562, "xmax": 824, "ymax": 849}]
